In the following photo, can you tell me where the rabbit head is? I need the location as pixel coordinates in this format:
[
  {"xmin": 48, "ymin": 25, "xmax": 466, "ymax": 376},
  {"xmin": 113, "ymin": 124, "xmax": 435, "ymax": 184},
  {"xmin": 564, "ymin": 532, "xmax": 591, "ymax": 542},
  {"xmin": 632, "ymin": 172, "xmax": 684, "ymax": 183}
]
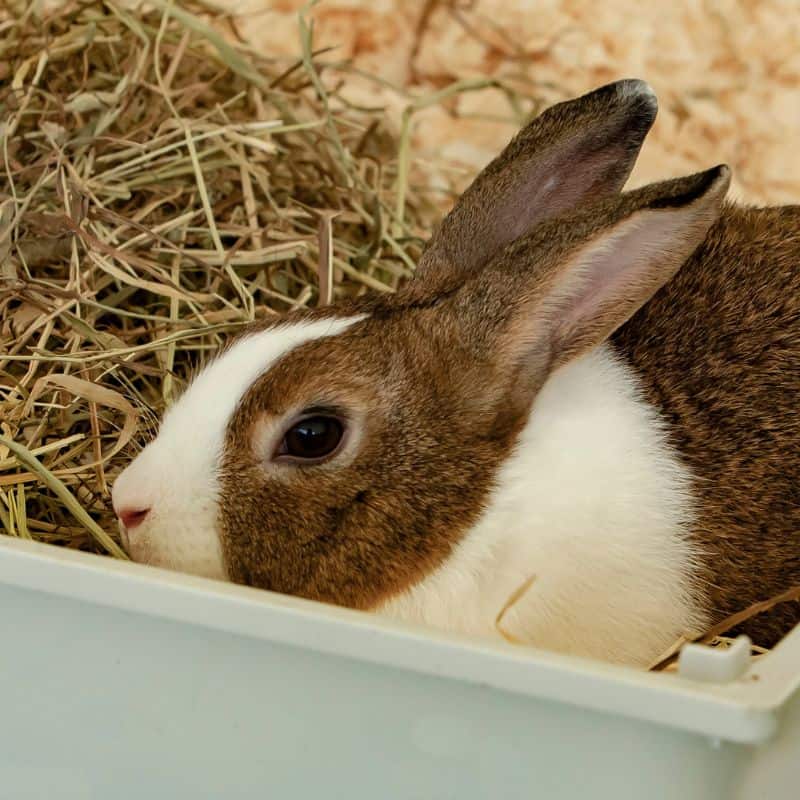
[{"xmin": 112, "ymin": 80, "xmax": 730, "ymax": 660}]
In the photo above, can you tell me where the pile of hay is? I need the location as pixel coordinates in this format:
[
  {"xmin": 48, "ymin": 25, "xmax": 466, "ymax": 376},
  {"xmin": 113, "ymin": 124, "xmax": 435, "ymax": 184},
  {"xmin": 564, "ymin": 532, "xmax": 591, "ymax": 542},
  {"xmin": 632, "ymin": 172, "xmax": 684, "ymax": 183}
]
[{"xmin": 1, "ymin": 0, "xmax": 507, "ymax": 555}]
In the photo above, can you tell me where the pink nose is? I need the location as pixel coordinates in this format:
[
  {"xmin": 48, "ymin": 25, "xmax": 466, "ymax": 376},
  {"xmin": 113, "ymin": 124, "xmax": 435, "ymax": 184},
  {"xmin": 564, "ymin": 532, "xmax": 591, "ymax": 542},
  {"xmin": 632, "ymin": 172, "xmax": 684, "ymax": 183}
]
[{"xmin": 117, "ymin": 507, "xmax": 151, "ymax": 530}]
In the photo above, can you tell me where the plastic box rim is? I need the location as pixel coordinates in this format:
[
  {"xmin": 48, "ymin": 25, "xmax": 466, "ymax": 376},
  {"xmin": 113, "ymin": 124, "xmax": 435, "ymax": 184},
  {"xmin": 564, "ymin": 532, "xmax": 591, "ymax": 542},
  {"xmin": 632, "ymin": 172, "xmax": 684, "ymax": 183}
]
[{"xmin": 1, "ymin": 536, "xmax": 797, "ymax": 745}]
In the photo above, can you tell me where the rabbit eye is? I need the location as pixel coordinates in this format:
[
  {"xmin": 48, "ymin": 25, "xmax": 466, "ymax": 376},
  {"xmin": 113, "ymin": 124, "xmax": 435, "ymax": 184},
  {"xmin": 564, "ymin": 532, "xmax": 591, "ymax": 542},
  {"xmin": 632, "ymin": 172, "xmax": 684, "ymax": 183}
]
[{"xmin": 275, "ymin": 415, "xmax": 345, "ymax": 463}]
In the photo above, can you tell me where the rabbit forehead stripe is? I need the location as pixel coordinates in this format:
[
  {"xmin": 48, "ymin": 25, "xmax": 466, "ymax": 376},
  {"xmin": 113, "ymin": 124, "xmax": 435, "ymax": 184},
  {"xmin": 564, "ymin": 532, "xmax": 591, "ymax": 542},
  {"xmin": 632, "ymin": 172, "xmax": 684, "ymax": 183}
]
[
  {"xmin": 114, "ymin": 314, "xmax": 366, "ymax": 578},
  {"xmin": 160, "ymin": 313, "xmax": 367, "ymax": 443}
]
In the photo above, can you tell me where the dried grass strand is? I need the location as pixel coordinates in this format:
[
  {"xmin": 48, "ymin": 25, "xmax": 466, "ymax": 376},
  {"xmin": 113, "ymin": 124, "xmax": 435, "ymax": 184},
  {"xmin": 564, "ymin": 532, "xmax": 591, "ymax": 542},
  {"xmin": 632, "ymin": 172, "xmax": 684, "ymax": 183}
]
[{"xmin": 649, "ymin": 585, "xmax": 800, "ymax": 671}]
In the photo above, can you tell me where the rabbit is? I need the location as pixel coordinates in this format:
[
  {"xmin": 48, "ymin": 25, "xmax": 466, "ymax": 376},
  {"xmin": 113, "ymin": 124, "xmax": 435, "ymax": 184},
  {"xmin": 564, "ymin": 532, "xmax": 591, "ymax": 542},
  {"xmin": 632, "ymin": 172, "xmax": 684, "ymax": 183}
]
[{"xmin": 112, "ymin": 79, "xmax": 800, "ymax": 667}]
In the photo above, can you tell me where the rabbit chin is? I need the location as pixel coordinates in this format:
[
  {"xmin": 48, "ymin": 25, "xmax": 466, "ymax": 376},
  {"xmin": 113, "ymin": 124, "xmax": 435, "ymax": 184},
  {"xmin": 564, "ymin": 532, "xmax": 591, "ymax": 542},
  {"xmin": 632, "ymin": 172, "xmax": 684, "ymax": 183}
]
[
  {"xmin": 377, "ymin": 342, "xmax": 708, "ymax": 668},
  {"xmin": 123, "ymin": 517, "xmax": 227, "ymax": 580}
]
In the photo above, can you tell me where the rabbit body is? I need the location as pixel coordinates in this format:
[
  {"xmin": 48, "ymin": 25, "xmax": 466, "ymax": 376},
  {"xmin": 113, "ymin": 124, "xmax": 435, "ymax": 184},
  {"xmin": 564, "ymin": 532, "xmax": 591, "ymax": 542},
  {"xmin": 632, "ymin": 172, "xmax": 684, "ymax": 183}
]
[{"xmin": 113, "ymin": 81, "xmax": 800, "ymax": 666}]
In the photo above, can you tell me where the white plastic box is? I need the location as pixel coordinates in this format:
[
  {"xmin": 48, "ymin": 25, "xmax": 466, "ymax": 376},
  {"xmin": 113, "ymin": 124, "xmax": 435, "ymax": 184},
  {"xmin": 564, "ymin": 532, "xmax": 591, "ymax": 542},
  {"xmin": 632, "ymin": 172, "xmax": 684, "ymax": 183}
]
[{"xmin": 1, "ymin": 535, "xmax": 798, "ymax": 800}]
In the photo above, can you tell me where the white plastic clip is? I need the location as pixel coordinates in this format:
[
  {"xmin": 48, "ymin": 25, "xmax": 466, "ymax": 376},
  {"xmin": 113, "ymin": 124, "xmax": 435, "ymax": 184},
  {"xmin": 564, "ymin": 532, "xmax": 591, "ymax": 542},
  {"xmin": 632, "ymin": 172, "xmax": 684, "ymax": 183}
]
[{"xmin": 677, "ymin": 635, "xmax": 752, "ymax": 683}]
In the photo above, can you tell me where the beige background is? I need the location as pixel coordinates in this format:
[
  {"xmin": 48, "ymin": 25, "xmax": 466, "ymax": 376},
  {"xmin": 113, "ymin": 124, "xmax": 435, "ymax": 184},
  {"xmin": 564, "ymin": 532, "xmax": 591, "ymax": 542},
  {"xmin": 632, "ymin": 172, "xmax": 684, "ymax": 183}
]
[{"xmin": 219, "ymin": 0, "xmax": 800, "ymax": 206}]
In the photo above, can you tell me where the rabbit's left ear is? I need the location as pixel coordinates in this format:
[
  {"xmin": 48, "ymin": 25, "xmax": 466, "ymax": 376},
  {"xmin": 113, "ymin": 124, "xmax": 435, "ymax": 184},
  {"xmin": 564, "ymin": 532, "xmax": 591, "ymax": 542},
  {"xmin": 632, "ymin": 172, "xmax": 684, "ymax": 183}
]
[
  {"xmin": 506, "ymin": 166, "xmax": 731, "ymax": 372},
  {"xmin": 451, "ymin": 165, "xmax": 730, "ymax": 427},
  {"xmin": 411, "ymin": 79, "xmax": 658, "ymax": 298}
]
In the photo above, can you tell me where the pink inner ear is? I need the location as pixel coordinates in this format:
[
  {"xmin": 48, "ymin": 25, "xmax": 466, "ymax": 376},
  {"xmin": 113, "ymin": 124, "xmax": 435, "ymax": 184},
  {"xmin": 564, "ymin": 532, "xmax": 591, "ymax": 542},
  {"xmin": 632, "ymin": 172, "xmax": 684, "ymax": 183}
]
[
  {"xmin": 498, "ymin": 145, "xmax": 633, "ymax": 244},
  {"xmin": 553, "ymin": 207, "xmax": 701, "ymax": 344}
]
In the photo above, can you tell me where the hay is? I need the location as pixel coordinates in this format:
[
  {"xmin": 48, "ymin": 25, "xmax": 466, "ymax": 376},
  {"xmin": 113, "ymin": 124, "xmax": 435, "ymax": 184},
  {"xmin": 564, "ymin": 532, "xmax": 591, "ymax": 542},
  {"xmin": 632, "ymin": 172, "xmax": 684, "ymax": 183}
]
[
  {"xmin": 494, "ymin": 574, "xmax": 536, "ymax": 644},
  {"xmin": 649, "ymin": 584, "xmax": 800, "ymax": 672},
  {"xmin": 0, "ymin": 0, "xmax": 473, "ymax": 554}
]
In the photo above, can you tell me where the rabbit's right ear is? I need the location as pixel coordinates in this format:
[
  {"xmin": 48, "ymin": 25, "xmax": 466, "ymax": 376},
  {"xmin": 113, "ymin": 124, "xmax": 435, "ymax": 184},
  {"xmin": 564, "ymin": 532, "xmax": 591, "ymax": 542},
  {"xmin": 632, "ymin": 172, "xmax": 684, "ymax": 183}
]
[{"xmin": 411, "ymin": 80, "xmax": 658, "ymax": 298}]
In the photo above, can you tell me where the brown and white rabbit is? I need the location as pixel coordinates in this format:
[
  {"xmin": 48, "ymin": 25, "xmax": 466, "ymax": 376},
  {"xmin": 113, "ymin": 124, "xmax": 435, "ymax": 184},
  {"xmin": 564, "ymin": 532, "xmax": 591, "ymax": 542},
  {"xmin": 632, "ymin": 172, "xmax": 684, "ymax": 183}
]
[{"xmin": 112, "ymin": 80, "xmax": 800, "ymax": 666}]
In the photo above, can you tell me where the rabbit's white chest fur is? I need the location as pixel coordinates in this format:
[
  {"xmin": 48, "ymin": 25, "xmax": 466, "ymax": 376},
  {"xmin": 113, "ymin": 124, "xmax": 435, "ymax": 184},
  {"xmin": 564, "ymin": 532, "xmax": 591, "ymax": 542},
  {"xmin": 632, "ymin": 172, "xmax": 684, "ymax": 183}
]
[{"xmin": 380, "ymin": 343, "xmax": 707, "ymax": 666}]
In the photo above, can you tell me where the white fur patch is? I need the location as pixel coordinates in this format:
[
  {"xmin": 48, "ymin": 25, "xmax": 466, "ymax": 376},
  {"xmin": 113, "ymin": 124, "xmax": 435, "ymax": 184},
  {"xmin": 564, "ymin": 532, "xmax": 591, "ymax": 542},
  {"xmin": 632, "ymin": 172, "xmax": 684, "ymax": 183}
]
[
  {"xmin": 112, "ymin": 315, "xmax": 365, "ymax": 578},
  {"xmin": 379, "ymin": 344, "xmax": 706, "ymax": 667}
]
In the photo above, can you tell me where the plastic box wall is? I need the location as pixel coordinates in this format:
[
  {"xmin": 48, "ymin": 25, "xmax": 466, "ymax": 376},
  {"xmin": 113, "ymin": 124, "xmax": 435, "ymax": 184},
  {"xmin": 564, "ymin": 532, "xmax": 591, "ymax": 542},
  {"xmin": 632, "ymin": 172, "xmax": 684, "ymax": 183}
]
[{"xmin": 1, "ymin": 536, "xmax": 798, "ymax": 800}]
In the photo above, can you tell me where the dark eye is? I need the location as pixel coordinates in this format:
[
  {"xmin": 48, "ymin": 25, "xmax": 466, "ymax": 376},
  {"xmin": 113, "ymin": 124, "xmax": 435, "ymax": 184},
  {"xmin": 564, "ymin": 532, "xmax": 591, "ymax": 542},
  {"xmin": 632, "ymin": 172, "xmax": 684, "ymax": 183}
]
[{"xmin": 276, "ymin": 415, "xmax": 345, "ymax": 462}]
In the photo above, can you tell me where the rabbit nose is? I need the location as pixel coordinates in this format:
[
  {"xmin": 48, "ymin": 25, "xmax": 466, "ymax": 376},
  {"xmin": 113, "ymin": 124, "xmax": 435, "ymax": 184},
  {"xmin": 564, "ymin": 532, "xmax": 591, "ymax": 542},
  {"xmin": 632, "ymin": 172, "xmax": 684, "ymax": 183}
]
[
  {"xmin": 117, "ymin": 506, "xmax": 151, "ymax": 530},
  {"xmin": 112, "ymin": 459, "xmax": 157, "ymax": 532}
]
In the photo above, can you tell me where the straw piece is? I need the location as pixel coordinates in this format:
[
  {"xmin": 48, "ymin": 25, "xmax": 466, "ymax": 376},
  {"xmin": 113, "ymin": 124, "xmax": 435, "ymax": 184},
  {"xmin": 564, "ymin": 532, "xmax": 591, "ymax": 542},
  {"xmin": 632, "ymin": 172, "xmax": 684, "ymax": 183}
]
[
  {"xmin": 649, "ymin": 585, "xmax": 800, "ymax": 672},
  {"xmin": 0, "ymin": 0, "xmax": 438, "ymax": 555},
  {"xmin": 22, "ymin": 374, "xmax": 138, "ymax": 463},
  {"xmin": 316, "ymin": 210, "xmax": 339, "ymax": 306},
  {"xmin": 0, "ymin": 435, "xmax": 127, "ymax": 559},
  {"xmin": 494, "ymin": 575, "xmax": 536, "ymax": 644}
]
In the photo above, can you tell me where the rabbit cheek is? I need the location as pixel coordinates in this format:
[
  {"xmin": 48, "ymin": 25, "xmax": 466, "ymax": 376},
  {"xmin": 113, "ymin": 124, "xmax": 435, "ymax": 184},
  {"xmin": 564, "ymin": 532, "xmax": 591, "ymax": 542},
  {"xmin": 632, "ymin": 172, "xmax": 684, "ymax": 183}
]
[
  {"xmin": 211, "ymin": 308, "xmax": 507, "ymax": 609},
  {"xmin": 214, "ymin": 419, "xmax": 497, "ymax": 609},
  {"xmin": 215, "ymin": 470, "xmax": 385, "ymax": 608}
]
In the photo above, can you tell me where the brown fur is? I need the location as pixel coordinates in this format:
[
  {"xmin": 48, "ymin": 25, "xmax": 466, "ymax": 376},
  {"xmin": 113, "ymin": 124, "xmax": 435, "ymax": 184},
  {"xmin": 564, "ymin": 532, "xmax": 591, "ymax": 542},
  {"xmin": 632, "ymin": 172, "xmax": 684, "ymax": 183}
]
[
  {"xmin": 215, "ymin": 168, "xmax": 733, "ymax": 614},
  {"xmin": 219, "ymin": 306, "xmax": 514, "ymax": 609},
  {"xmin": 213, "ymin": 80, "xmax": 799, "ymax": 650},
  {"xmin": 613, "ymin": 204, "xmax": 800, "ymax": 645}
]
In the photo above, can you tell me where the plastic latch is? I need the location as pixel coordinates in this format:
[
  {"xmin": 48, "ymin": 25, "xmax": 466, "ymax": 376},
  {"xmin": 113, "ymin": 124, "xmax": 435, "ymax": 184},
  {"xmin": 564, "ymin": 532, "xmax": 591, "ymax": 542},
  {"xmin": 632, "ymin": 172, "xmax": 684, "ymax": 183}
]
[{"xmin": 677, "ymin": 635, "xmax": 752, "ymax": 683}]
